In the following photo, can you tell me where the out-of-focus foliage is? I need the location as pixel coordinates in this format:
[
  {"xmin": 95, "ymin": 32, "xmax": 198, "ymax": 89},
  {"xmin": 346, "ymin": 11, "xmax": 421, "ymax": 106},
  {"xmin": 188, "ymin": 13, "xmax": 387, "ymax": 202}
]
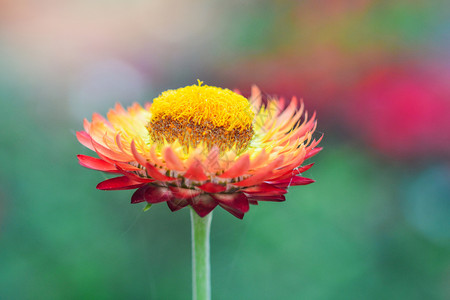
[{"xmin": 0, "ymin": 1, "xmax": 449, "ymax": 299}]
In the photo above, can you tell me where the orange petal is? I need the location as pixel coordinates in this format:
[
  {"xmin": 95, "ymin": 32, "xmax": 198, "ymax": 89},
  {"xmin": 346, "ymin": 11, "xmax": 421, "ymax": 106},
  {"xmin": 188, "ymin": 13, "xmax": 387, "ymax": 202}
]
[
  {"xmin": 76, "ymin": 131, "xmax": 94, "ymax": 151},
  {"xmin": 232, "ymin": 168, "xmax": 273, "ymax": 187},
  {"xmin": 219, "ymin": 154, "xmax": 250, "ymax": 178},
  {"xmin": 130, "ymin": 140, "xmax": 148, "ymax": 166},
  {"xmin": 184, "ymin": 160, "xmax": 208, "ymax": 181},
  {"xmin": 150, "ymin": 145, "xmax": 164, "ymax": 166},
  {"xmin": 204, "ymin": 146, "xmax": 220, "ymax": 173},
  {"xmin": 164, "ymin": 147, "xmax": 185, "ymax": 171},
  {"xmin": 249, "ymin": 149, "xmax": 269, "ymax": 169},
  {"xmin": 91, "ymin": 138, "xmax": 131, "ymax": 162},
  {"xmin": 234, "ymin": 156, "xmax": 284, "ymax": 187}
]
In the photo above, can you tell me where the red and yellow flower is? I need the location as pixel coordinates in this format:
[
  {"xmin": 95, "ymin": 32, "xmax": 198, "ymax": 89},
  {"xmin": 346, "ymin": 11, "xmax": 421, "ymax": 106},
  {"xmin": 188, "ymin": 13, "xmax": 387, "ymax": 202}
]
[{"xmin": 76, "ymin": 82, "xmax": 322, "ymax": 219}]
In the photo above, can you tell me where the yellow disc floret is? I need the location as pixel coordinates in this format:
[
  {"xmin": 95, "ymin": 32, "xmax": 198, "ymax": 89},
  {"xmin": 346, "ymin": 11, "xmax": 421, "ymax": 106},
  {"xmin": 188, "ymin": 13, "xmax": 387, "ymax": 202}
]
[{"xmin": 148, "ymin": 81, "xmax": 254, "ymax": 152}]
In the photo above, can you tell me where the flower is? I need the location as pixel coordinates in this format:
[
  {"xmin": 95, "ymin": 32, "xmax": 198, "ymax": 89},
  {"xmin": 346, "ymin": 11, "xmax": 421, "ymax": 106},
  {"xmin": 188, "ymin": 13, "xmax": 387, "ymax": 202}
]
[
  {"xmin": 76, "ymin": 81, "xmax": 322, "ymax": 219},
  {"xmin": 348, "ymin": 65, "xmax": 450, "ymax": 158}
]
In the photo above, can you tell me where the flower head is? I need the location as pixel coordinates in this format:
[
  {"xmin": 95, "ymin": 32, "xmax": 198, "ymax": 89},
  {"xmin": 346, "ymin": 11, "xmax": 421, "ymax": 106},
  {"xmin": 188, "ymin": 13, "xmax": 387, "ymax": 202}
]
[{"xmin": 77, "ymin": 82, "xmax": 322, "ymax": 219}]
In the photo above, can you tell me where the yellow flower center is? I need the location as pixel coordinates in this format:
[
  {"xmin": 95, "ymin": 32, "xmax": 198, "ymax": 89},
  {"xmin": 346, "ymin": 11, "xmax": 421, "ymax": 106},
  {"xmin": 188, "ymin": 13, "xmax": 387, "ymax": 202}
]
[{"xmin": 147, "ymin": 81, "xmax": 254, "ymax": 152}]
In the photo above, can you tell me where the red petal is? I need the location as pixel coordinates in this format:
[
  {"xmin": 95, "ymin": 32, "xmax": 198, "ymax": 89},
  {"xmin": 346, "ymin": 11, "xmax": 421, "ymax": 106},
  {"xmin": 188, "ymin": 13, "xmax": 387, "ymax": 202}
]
[
  {"xmin": 305, "ymin": 147, "xmax": 322, "ymax": 160},
  {"xmin": 184, "ymin": 160, "xmax": 208, "ymax": 181},
  {"xmin": 169, "ymin": 186, "xmax": 201, "ymax": 199},
  {"xmin": 96, "ymin": 176, "xmax": 144, "ymax": 190},
  {"xmin": 191, "ymin": 194, "xmax": 218, "ymax": 217},
  {"xmin": 270, "ymin": 160, "xmax": 312, "ymax": 182},
  {"xmin": 131, "ymin": 185, "xmax": 149, "ymax": 203},
  {"xmin": 114, "ymin": 165, "xmax": 154, "ymax": 183},
  {"xmin": 218, "ymin": 204, "xmax": 245, "ymax": 219},
  {"xmin": 114, "ymin": 162, "xmax": 141, "ymax": 172},
  {"xmin": 219, "ymin": 154, "xmax": 250, "ymax": 178},
  {"xmin": 198, "ymin": 182, "xmax": 227, "ymax": 193},
  {"xmin": 145, "ymin": 186, "xmax": 173, "ymax": 203},
  {"xmin": 247, "ymin": 195, "xmax": 286, "ymax": 202},
  {"xmin": 212, "ymin": 193, "xmax": 249, "ymax": 214},
  {"xmin": 272, "ymin": 176, "xmax": 315, "ymax": 188},
  {"xmin": 242, "ymin": 183, "xmax": 286, "ymax": 196},
  {"xmin": 145, "ymin": 163, "xmax": 177, "ymax": 181},
  {"xmin": 167, "ymin": 198, "xmax": 189, "ymax": 212},
  {"xmin": 298, "ymin": 163, "xmax": 314, "ymax": 173},
  {"xmin": 77, "ymin": 154, "xmax": 119, "ymax": 173}
]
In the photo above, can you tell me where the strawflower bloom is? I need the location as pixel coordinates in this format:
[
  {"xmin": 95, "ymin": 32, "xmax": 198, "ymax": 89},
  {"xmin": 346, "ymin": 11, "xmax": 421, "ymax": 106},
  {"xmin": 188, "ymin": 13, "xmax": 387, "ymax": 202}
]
[
  {"xmin": 76, "ymin": 81, "xmax": 322, "ymax": 219},
  {"xmin": 76, "ymin": 81, "xmax": 321, "ymax": 300}
]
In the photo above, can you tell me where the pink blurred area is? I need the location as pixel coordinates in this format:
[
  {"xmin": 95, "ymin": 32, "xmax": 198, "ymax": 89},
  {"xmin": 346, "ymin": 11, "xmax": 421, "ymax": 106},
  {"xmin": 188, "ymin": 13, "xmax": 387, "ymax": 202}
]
[
  {"xmin": 0, "ymin": 0, "xmax": 222, "ymax": 64},
  {"xmin": 349, "ymin": 63, "xmax": 450, "ymax": 158}
]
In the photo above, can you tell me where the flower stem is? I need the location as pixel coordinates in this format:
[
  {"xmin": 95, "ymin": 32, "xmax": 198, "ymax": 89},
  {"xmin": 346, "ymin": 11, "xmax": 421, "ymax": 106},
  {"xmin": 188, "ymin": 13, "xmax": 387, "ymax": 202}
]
[{"xmin": 190, "ymin": 209, "xmax": 212, "ymax": 300}]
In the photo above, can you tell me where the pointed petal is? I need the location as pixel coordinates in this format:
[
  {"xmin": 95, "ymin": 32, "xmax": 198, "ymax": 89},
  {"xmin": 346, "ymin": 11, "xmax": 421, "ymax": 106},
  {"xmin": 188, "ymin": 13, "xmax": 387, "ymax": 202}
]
[
  {"xmin": 91, "ymin": 138, "xmax": 131, "ymax": 162},
  {"xmin": 145, "ymin": 186, "xmax": 173, "ymax": 203},
  {"xmin": 212, "ymin": 193, "xmax": 249, "ymax": 214},
  {"xmin": 205, "ymin": 146, "xmax": 220, "ymax": 173},
  {"xmin": 145, "ymin": 163, "xmax": 177, "ymax": 181},
  {"xmin": 234, "ymin": 155, "xmax": 285, "ymax": 187},
  {"xmin": 131, "ymin": 185, "xmax": 149, "ymax": 203},
  {"xmin": 164, "ymin": 147, "xmax": 185, "ymax": 171},
  {"xmin": 249, "ymin": 149, "xmax": 269, "ymax": 169},
  {"xmin": 96, "ymin": 176, "xmax": 144, "ymax": 190},
  {"xmin": 92, "ymin": 112, "xmax": 114, "ymax": 129},
  {"xmin": 232, "ymin": 168, "xmax": 273, "ymax": 187},
  {"xmin": 149, "ymin": 145, "xmax": 164, "ymax": 166},
  {"xmin": 247, "ymin": 195, "xmax": 286, "ymax": 202},
  {"xmin": 191, "ymin": 194, "xmax": 218, "ymax": 217},
  {"xmin": 298, "ymin": 163, "xmax": 314, "ymax": 173},
  {"xmin": 271, "ymin": 176, "xmax": 315, "ymax": 188},
  {"xmin": 218, "ymin": 204, "xmax": 245, "ymax": 219},
  {"xmin": 198, "ymin": 182, "xmax": 227, "ymax": 193},
  {"xmin": 219, "ymin": 154, "xmax": 250, "ymax": 178},
  {"xmin": 76, "ymin": 131, "xmax": 94, "ymax": 151},
  {"xmin": 184, "ymin": 160, "xmax": 208, "ymax": 181},
  {"xmin": 77, "ymin": 155, "xmax": 119, "ymax": 173},
  {"xmin": 250, "ymin": 85, "xmax": 262, "ymax": 110},
  {"xmin": 242, "ymin": 183, "xmax": 286, "ymax": 196},
  {"xmin": 114, "ymin": 165, "xmax": 154, "ymax": 183},
  {"xmin": 167, "ymin": 198, "xmax": 189, "ymax": 212},
  {"xmin": 131, "ymin": 140, "xmax": 148, "ymax": 166},
  {"xmin": 168, "ymin": 186, "xmax": 201, "ymax": 199},
  {"xmin": 90, "ymin": 142, "xmax": 140, "ymax": 172},
  {"xmin": 305, "ymin": 147, "xmax": 323, "ymax": 160}
]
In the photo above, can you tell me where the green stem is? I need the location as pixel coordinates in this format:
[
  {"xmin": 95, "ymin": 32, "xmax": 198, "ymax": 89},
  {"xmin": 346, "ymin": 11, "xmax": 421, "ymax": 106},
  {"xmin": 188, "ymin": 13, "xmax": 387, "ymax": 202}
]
[{"xmin": 190, "ymin": 209, "xmax": 212, "ymax": 300}]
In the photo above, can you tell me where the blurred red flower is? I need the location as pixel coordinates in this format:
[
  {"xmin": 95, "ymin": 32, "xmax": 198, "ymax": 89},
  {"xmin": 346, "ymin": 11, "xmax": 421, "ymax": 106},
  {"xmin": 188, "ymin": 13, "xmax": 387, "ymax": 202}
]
[{"xmin": 348, "ymin": 64, "xmax": 450, "ymax": 158}]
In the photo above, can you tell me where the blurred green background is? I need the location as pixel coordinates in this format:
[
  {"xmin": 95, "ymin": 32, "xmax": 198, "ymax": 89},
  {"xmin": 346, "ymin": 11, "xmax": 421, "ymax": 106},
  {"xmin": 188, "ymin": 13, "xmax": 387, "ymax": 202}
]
[{"xmin": 1, "ymin": 0, "xmax": 449, "ymax": 299}]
